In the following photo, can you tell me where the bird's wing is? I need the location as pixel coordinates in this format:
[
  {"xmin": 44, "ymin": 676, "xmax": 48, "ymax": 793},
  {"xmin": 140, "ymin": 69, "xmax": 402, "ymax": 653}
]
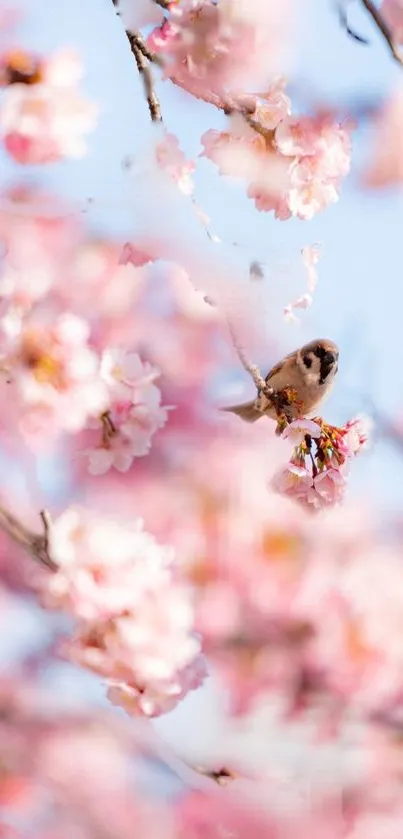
[{"xmin": 265, "ymin": 352, "xmax": 296, "ymax": 383}]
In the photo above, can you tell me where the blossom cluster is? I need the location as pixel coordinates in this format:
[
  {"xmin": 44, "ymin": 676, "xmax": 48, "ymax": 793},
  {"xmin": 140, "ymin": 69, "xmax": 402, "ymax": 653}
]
[
  {"xmin": 82, "ymin": 349, "xmax": 169, "ymax": 475},
  {"xmin": 273, "ymin": 416, "xmax": 372, "ymax": 508},
  {"xmin": 0, "ymin": 309, "xmax": 168, "ymax": 465},
  {"xmin": 147, "ymin": 0, "xmax": 291, "ymax": 105},
  {"xmin": 201, "ymin": 83, "xmax": 352, "ymax": 220},
  {"xmin": 41, "ymin": 506, "xmax": 206, "ymax": 716}
]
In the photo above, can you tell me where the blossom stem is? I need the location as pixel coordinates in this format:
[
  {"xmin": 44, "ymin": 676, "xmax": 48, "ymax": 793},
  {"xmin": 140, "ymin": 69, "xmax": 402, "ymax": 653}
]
[{"xmin": 0, "ymin": 502, "xmax": 57, "ymax": 571}]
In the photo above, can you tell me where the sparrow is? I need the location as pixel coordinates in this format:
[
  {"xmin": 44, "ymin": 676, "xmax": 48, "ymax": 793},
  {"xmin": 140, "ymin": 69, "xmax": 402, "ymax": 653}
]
[{"xmin": 222, "ymin": 339, "xmax": 339, "ymax": 423}]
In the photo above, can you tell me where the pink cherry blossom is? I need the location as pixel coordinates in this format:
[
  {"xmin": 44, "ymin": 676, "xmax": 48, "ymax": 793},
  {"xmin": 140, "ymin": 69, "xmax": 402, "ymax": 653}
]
[
  {"xmin": 271, "ymin": 417, "xmax": 368, "ymax": 510},
  {"xmin": 308, "ymin": 468, "xmax": 347, "ymax": 508},
  {"xmin": 272, "ymin": 463, "xmax": 313, "ymax": 499},
  {"xmin": 343, "ymin": 416, "xmax": 373, "ymax": 456},
  {"xmin": 287, "ymin": 163, "xmax": 339, "ymax": 221},
  {"xmin": 202, "ymin": 102, "xmax": 351, "ymax": 220},
  {"xmin": 282, "ymin": 419, "xmax": 322, "ymax": 446},
  {"xmin": 82, "ymin": 350, "xmax": 169, "ymax": 475},
  {"xmin": 107, "ymin": 654, "xmax": 207, "ymax": 717}
]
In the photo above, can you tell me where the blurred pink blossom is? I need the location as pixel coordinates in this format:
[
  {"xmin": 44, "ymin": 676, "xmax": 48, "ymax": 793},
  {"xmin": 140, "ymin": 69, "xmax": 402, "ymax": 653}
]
[
  {"xmin": 156, "ymin": 133, "xmax": 195, "ymax": 196},
  {"xmin": 0, "ymin": 50, "xmax": 97, "ymax": 164},
  {"xmin": 4, "ymin": 313, "xmax": 107, "ymax": 442},
  {"xmin": 362, "ymin": 86, "xmax": 403, "ymax": 188},
  {"xmin": 381, "ymin": 0, "xmax": 403, "ymax": 42},
  {"xmin": 147, "ymin": 0, "xmax": 292, "ymax": 105},
  {"xmin": 41, "ymin": 506, "xmax": 205, "ymax": 716}
]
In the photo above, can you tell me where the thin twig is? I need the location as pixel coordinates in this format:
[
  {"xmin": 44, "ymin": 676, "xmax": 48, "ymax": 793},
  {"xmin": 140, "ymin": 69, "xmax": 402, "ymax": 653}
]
[
  {"xmin": 110, "ymin": 0, "xmax": 163, "ymax": 121},
  {"xmin": 336, "ymin": 1, "xmax": 369, "ymax": 43},
  {"xmin": 39, "ymin": 508, "xmax": 52, "ymax": 554},
  {"xmin": 226, "ymin": 319, "xmax": 269, "ymax": 394},
  {"xmin": 128, "ymin": 32, "xmax": 162, "ymax": 122},
  {"xmin": 129, "ymin": 31, "xmax": 164, "ymax": 67},
  {"xmin": 0, "ymin": 502, "xmax": 57, "ymax": 571},
  {"xmin": 360, "ymin": 0, "xmax": 403, "ymax": 64}
]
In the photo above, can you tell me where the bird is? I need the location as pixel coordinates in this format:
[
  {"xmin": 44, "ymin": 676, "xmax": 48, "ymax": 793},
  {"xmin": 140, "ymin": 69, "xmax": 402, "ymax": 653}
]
[{"xmin": 222, "ymin": 339, "xmax": 339, "ymax": 423}]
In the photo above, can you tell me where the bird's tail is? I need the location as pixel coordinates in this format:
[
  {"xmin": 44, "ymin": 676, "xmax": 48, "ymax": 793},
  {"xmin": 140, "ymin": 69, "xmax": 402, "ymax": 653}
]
[{"xmin": 221, "ymin": 400, "xmax": 262, "ymax": 423}]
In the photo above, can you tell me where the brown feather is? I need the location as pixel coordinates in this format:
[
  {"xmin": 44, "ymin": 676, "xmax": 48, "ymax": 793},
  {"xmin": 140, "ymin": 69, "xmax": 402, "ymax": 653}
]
[
  {"xmin": 265, "ymin": 353, "xmax": 296, "ymax": 382},
  {"xmin": 221, "ymin": 401, "xmax": 262, "ymax": 423}
]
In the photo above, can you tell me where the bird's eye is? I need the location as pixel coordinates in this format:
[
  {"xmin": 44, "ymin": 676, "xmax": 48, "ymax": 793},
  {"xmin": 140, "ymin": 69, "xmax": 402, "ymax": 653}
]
[
  {"xmin": 303, "ymin": 354, "xmax": 312, "ymax": 368},
  {"xmin": 313, "ymin": 345, "xmax": 326, "ymax": 359}
]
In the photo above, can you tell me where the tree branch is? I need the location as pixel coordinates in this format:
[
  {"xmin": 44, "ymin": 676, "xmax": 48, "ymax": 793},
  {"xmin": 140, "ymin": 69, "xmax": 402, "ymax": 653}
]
[
  {"xmin": 128, "ymin": 31, "xmax": 163, "ymax": 66},
  {"xmin": 226, "ymin": 319, "xmax": 269, "ymax": 394},
  {"xmin": 128, "ymin": 32, "xmax": 162, "ymax": 122},
  {"xmin": 0, "ymin": 502, "xmax": 57, "ymax": 571},
  {"xmin": 360, "ymin": 0, "xmax": 403, "ymax": 64},
  {"xmin": 110, "ymin": 1, "xmax": 162, "ymax": 121}
]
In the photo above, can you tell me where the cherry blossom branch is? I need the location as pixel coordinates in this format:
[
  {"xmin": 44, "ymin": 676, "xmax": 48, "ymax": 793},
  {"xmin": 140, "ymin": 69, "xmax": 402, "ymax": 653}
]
[
  {"xmin": 360, "ymin": 0, "xmax": 403, "ymax": 64},
  {"xmin": 110, "ymin": 1, "xmax": 162, "ymax": 121},
  {"xmin": 0, "ymin": 502, "xmax": 57, "ymax": 571},
  {"xmin": 128, "ymin": 32, "xmax": 163, "ymax": 122},
  {"xmin": 131, "ymin": 32, "xmax": 164, "ymax": 66}
]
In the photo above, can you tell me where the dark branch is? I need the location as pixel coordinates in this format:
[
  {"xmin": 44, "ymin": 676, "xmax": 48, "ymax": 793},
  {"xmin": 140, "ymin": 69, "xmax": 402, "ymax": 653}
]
[
  {"xmin": 128, "ymin": 31, "xmax": 164, "ymax": 66},
  {"xmin": 129, "ymin": 33, "xmax": 162, "ymax": 122},
  {"xmin": 110, "ymin": 1, "xmax": 163, "ymax": 122},
  {"xmin": 337, "ymin": 2, "xmax": 370, "ymax": 43}
]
